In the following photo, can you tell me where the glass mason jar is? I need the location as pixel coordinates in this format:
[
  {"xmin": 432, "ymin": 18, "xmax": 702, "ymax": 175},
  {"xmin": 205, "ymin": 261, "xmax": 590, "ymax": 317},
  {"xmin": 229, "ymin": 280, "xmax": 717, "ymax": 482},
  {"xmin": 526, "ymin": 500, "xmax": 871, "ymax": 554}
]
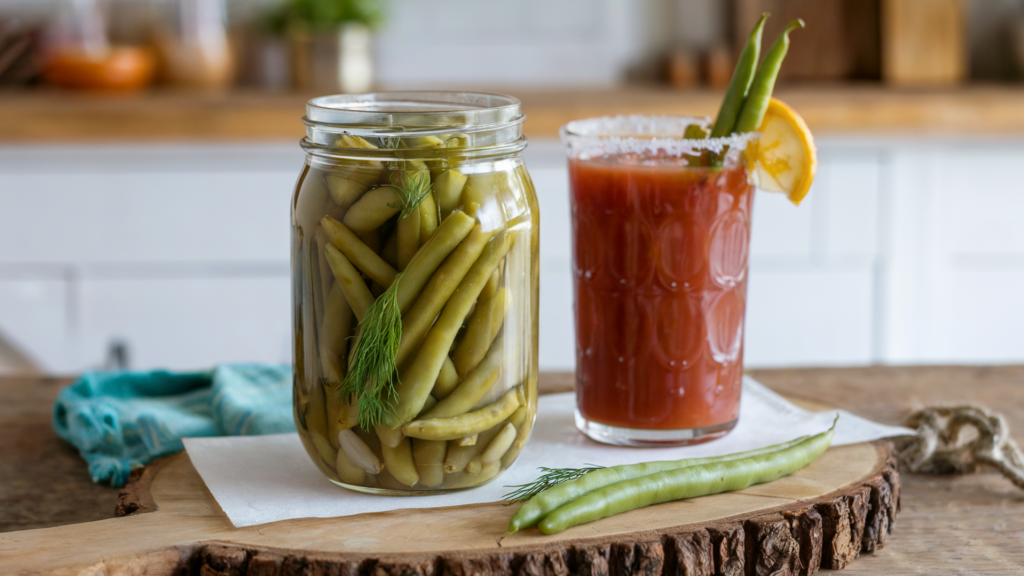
[
  {"xmin": 563, "ymin": 115, "xmax": 756, "ymax": 447},
  {"xmin": 292, "ymin": 92, "xmax": 539, "ymax": 494}
]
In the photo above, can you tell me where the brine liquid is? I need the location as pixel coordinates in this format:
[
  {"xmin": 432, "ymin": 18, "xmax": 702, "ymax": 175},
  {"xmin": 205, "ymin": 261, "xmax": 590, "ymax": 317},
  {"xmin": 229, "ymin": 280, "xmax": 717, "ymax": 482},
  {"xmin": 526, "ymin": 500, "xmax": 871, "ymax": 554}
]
[{"xmin": 570, "ymin": 158, "xmax": 754, "ymax": 431}]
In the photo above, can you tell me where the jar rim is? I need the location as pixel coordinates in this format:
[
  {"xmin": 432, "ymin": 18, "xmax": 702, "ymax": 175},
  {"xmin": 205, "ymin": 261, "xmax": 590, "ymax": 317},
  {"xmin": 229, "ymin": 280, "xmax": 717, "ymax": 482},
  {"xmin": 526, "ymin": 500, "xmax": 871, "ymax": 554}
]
[{"xmin": 305, "ymin": 91, "xmax": 523, "ymax": 131}]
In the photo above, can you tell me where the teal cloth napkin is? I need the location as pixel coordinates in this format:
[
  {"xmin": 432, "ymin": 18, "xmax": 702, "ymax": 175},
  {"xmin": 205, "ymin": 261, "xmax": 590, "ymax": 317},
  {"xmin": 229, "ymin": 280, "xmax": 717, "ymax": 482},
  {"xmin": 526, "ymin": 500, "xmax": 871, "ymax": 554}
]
[{"xmin": 52, "ymin": 364, "xmax": 295, "ymax": 486}]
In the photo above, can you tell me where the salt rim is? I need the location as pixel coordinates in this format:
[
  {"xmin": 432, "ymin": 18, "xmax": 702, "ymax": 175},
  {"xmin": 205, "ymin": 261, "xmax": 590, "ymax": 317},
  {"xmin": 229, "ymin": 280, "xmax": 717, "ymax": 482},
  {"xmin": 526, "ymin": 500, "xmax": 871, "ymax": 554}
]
[{"xmin": 561, "ymin": 115, "xmax": 759, "ymax": 160}]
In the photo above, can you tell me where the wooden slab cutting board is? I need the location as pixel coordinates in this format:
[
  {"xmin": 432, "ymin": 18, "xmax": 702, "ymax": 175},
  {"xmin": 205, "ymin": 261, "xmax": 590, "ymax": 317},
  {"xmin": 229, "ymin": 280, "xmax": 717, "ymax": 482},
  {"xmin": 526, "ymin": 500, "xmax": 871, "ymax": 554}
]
[{"xmin": 1, "ymin": 436, "xmax": 899, "ymax": 576}]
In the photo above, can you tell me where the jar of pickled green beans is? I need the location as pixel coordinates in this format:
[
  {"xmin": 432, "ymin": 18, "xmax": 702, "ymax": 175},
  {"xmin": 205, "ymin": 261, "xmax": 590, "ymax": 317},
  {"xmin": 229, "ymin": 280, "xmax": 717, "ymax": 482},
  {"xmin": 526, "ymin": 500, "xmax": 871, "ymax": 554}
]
[{"xmin": 292, "ymin": 92, "xmax": 540, "ymax": 494}]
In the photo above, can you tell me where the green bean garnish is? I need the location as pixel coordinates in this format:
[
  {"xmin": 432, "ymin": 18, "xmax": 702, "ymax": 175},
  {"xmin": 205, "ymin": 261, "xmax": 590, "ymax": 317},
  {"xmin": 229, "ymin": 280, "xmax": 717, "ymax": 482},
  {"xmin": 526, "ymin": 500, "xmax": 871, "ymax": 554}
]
[
  {"xmin": 710, "ymin": 13, "xmax": 769, "ymax": 138},
  {"xmin": 733, "ymin": 18, "xmax": 806, "ymax": 134},
  {"xmin": 535, "ymin": 419, "xmax": 836, "ymax": 535},
  {"xmin": 339, "ymin": 273, "xmax": 404, "ymax": 428}
]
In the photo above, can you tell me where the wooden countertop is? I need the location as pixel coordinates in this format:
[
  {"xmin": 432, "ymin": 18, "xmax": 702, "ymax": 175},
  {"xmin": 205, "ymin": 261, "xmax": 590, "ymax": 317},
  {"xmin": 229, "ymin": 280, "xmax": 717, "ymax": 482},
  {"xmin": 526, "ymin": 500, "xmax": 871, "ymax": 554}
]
[
  {"xmin": 3, "ymin": 366, "xmax": 1024, "ymax": 574},
  {"xmin": 3, "ymin": 85, "xmax": 1024, "ymax": 143}
]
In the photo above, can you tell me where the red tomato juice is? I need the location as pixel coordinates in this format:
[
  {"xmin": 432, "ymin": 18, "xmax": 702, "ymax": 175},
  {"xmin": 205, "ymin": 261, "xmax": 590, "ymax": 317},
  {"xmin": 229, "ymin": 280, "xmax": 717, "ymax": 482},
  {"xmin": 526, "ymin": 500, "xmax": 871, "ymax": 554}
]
[{"xmin": 570, "ymin": 157, "xmax": 755, "ymax": 433}]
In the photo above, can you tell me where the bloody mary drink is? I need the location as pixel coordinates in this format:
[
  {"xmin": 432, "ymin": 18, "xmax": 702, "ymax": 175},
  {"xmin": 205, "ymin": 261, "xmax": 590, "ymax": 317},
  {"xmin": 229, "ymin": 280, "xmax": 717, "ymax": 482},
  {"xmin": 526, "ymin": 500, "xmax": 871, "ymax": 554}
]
[{"xmin": 562, "ymin": 116, "xmax": 758, "ymax": 446}]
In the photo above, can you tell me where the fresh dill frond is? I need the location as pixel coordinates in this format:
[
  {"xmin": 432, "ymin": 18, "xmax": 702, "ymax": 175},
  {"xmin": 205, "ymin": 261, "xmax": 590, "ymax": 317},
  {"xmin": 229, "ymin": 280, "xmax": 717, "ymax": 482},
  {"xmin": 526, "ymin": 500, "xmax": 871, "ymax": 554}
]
[
  {"xmin": 387, "ymin": 170, "xmax": 432, "ymax": 218},
  {"xmin": 339, "ymin": 273, "xmax": 403, "ymax": 428},
  {"xmin": 502, "ymin": 465, "xmax": 605, "ymax": 504}
]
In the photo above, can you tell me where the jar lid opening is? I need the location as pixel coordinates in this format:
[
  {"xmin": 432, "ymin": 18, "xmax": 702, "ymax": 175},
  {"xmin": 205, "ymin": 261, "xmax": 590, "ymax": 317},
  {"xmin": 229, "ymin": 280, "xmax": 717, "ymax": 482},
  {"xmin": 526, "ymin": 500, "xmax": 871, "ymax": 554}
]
[{"xmin": 306, "ymin": 91, "xmax": 522, "ymax": 130}]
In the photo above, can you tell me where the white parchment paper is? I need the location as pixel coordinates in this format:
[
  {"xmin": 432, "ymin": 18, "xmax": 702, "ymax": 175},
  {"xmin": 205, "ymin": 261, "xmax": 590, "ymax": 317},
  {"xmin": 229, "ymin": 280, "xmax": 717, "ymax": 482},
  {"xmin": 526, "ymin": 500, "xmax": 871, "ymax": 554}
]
[{"xmin": 184, "ymin": 377, "xmax": 913, "ymax": 527}]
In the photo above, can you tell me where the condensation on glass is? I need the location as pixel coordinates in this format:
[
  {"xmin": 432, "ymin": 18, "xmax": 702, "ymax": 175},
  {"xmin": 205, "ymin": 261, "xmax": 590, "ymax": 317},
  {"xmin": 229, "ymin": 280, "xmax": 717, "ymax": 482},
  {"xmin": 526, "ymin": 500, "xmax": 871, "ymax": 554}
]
[{"xmin": 292, "ymin": 92, "xmax": 539, "ymax": 494}]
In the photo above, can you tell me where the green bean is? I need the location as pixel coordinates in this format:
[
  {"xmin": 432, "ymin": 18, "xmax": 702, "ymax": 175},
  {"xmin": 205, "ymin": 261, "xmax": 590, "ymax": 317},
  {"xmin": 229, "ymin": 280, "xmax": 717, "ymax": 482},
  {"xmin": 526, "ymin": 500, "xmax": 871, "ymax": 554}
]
[
  {"xmin": 396, "ymin": 210, "xmax": 476, "ymax": 314},
  {"xmin": 444, "ymin": 461, "xmax": 500, "ymax": 489},
  {"xmin": 375, "ymin": 424, "xmax": 404, "ymax": 449},
  {"xmin": 455, "ymin": 434, "xmax": 477, "ymax": 447},
  {"xmin": 381, "ymin": 436, "xmax": 420, "ymax": 487},
  {"xmin": 395, "ymin": 224, "xmax": 493, "ymax": 366},
  {"xmin": 412, "ymin": 438, "xmax": 446, "ymax": 487},
  {"xmin": 418, "ymin": 394, "xmax": 438, "ymax": 417},
  {"xmin": 465, "ymin": 457, "xmax": 482, "ymax": 475},
  {"xmin": 325, "ymin": 168, "xmax": 380, "ymax": 211},
  {"xmin": 538, "ymin": 427, "xmax": 833, "ymax": 535},
  {"xmin": 444, "ymin": 422, "xmax": 504, "ymax": 472},
  {"xmin": 481, "ymin": 267, "xmax": 500, "ymax": 300},
  {"xmin": 480, "ymin": 423, "xmax": 516, "ymax": 463},
  {"xmin": 420, "ymin": 192, "xmax": 439, "ymax": 244},
  {"xmin": 318, "ymin": 285, "xmax": 350, "ymax": 382},
  {"xmin": 342, "ymin": 185, "xmax": 402, "ymax": 233},
  {"xmin": 403, "ymin": 388, "xmax": 520, "ymax": 441},
  {"xmin": 711, "ymin": 13, "xmax": 769, "ymax": 138},
  {"xmin": 397, "ymin": 203, "xmax": 421, "ymax": 271},
  {"xmin": 301, "ymin": 433, "xmax": 340, "ymax": 482},
  {"xmin": 453, "ymin": 288, "xmax": 508, "ymax": 377},
  {"xmin": 321, "ymin": 216, "xmax": 397, "ymax": 288},
  {"xmin": 325, "ymin": 383, "xmax": 358, "ymax": 446},
  {"xmin": 432, "ymin": 170, "xmax": 468, "ymax": 217},
  {"xmin": 404, "ymin": 135, "xmax": 445, "ymax": 149},
  {"xmin": 460, "ymin": 173, "xmax": 495, "ymax": 218},
  {"xmin": 389, "ymin": 233, "xmax": 511, "ymax": 425},
  {"xmin": 734, "ymin": 19, "xmax": 805, "ymax": 134},
  {"xmin": 433, "ymin": 356, "xmax": 460, "ymax": 399},
  {"xmin": 424, "ymin": 335, "xmax": 503, "ymax": 420},
  {"xmin": 324, "ymin": 243, "xmax": 373, "ymax": 321},
  {"xmin": 508, "ymin": 435, "xmax": 812, "ymax": 532},
  {"xmin": 303, "ymin": 372, "xmax": 331, "ymax": 450},
  {"xmin": 381, "ymin": 228, "xmax": 399, "ymax": 269}
]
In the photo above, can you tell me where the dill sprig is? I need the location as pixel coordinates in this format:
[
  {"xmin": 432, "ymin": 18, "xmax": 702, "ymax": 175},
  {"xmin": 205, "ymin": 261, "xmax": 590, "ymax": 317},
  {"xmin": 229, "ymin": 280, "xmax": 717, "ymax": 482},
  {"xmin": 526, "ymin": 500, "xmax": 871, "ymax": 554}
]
[
  {"xmin": 388, "ymin": 170, "xmax": 432, "ymax": 218},
  {"xmin": 502, "ymin": 465, "xmax": 605, "ymax": 504},
  {"xmin": 339, "ymin": 273, "xmax": 403, "ymax": 428}
]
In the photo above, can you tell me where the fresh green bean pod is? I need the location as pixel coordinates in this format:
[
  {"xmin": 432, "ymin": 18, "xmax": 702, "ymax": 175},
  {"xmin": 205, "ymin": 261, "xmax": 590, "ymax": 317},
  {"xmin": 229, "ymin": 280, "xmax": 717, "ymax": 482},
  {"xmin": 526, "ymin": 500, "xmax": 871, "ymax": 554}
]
[
  {"xmin": 508, "ymin": 435, "xmax": 812, "ymax": 532},
  {"xmin": 403, "ymin": 388, "xmax": 520, "ymax": 441},
  {"xmin": 711, "ymin": 13, "xmax": 769, "ymax": 138},
  {"xmin": 389, "ymin": 233, "xmax": 511, "ymax": 425},
  {"xmin": 734, "ymin": 19, "xmax": 806, "ymax": 134},
  {"xmin": 321, "ymin": 216, "xmax": 397, "ymax": 288},
  {"xmin": 537, "ymin": 426, "xmax": 834, "ymax": 535},
  {"xmin": 342, "ymin": 185, "xmax": 402, "ymax": 233}
]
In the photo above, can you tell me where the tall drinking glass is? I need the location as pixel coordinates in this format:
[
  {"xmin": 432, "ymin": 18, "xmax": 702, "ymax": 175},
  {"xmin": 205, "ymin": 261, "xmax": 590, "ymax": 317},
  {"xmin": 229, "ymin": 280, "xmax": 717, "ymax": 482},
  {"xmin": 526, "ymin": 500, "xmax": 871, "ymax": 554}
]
[{"xmin": 562, "ymin": 116, "xmax": 758, "ymax": 446}]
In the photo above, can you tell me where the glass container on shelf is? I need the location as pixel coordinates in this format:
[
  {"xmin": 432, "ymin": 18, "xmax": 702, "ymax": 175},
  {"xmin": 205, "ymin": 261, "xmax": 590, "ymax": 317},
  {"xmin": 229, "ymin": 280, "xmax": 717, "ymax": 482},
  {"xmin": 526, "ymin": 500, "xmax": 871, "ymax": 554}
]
[
  {"xmin": 292, "ymin": 92, "xmax": 540, "ymax": 494},
  {"xmin": 562, "ymin": 116, "xmax": 757, "ymax": 447}
]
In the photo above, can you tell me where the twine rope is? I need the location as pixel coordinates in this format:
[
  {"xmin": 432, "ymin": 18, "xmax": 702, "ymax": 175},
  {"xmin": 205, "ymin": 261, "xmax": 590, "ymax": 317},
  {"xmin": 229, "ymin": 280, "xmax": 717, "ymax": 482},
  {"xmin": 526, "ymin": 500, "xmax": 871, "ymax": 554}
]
[{"xmin": 897, "ymin": 404, "xmax": 1024, "ymax": 491}]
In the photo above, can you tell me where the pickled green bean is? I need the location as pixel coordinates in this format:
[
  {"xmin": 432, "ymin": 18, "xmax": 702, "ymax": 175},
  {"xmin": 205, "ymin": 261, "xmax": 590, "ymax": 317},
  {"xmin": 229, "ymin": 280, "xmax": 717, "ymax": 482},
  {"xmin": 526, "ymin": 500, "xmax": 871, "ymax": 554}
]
[
  {"xmin": 423, "ymin": 335, "xmax": 502, "ymax": 420},
  {"xmin": 324, "ymin": 243, "xmax": 373, "ymax": 321},
  {"xmin": 412, "ymin": 438, "xmax": 446, "ymax": 487},
  {"xmin": 396, "ymin": 210, "xmax": 476, "ymax": 313},
  {"xmin": 397, "ymin": 203, "xmax": 421, "ymax": 270},
  {"xmin": 453, "ymin": 288, "xmax": 508, "ymax": 377},
  {"xmin": 321, "ymin": 216, "xmax": 397, "ymax": 288},
  {"xmin": 433, "ymin": 170, "xmax": 468, "ymax": 217},
  {"xmin": 443, "ymin": 422, "xmax": 505, "ymax": 473},
  {"xmin": 481, "ymin": 423, "xmax": 516, "ymax": 463},
  {"xmin": 381, "ymin": 436, "xmax": 419, "ymax": 487},
  {"xmin": 420, "ymin": 192, "xmax": 439, "ymax": 243},
  {"xmin": 389, "ymin": 233, "xmax": 511, "ymax": 425},
  {"xmin": 325, "ymin": 168, "xmax": 380, "ymax": 210},
  {"xmin": 395, "ymin": 224, "xmax": 492, "ymax": 366},
  {"xmin": 342, "ymin": 185, "xmax": 402, "ymax": 233},
  {"xmin": 433, "ymin": 356, "xmax": 460, "ymax": 399},
  {"xmin": 403, "ymin": 389, "xmax": 520, "ymax": 441}
]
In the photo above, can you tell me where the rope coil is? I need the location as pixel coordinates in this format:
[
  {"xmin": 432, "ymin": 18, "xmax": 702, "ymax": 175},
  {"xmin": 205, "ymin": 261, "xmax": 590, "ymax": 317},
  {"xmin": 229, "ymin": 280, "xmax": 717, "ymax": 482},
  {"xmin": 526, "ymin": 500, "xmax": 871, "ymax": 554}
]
[{"xmin": 897, "ymin": 404, "xmax": 1024, "ymax": 491}]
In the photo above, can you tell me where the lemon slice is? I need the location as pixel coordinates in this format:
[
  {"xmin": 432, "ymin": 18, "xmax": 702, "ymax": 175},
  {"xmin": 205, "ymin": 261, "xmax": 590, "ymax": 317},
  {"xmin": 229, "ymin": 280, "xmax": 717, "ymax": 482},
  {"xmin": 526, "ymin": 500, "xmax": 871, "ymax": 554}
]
[{"xmin": 751, "ymin": 98, "xmax": 817, "ymax": 205}]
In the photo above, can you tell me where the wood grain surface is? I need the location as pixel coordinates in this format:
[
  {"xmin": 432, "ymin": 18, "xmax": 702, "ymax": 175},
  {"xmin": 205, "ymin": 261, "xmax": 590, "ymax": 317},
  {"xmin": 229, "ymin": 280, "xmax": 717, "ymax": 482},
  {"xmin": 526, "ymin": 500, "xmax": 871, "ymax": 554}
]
[
  {"xmin": 2, "ymin": 366, "xmax": 1023, "ymax": 574},
  {"xmin": 3, "ymin": 86, "xmax": 1024, "ymax": 144}
]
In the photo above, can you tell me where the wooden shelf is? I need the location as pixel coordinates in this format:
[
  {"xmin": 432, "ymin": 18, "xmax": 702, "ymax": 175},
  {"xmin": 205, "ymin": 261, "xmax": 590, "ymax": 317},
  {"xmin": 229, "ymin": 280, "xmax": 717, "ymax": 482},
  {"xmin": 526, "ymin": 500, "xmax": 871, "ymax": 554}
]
[{"xmin": 2, "ymin": 85, "xmax": 1024, "ymax": 143}]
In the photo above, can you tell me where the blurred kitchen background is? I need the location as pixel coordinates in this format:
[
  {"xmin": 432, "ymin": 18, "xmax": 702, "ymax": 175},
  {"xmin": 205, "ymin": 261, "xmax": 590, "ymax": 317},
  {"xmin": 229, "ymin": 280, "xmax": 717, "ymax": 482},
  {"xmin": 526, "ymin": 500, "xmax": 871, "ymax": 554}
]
[{"xmin": 2, "ymin": 0, "xmax": 1024, "ymax": 375}]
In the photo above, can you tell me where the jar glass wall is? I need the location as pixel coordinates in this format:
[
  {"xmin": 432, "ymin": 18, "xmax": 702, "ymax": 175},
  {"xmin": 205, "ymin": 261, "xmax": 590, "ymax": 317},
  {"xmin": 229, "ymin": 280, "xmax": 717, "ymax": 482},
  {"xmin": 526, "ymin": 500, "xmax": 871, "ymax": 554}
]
[{"xmin": 292, "ymin": 92, "xmax": 539, "ymax": 494}]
